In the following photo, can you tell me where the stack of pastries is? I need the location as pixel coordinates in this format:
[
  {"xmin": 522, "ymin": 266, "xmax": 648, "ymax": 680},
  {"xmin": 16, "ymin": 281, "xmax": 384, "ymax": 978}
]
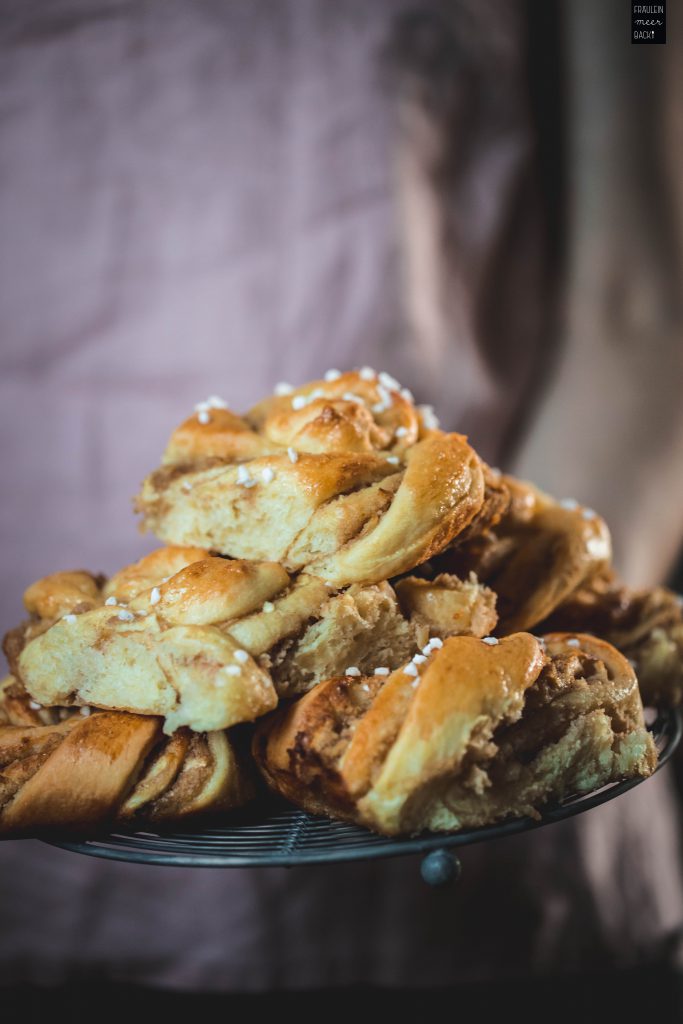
[{"xmin": 2, "ymin": 369, "xmax": 681, "ymax": 837}]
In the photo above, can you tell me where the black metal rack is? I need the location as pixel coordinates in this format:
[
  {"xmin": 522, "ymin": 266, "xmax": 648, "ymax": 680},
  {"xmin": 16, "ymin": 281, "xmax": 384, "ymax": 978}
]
[{"xmin": 45, "ymin": 707, "xmax": 681, "ymax": 885}]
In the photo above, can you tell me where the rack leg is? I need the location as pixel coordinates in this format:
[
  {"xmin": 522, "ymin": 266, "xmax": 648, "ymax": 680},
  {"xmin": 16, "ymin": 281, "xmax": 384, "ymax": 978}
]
[{"xmin": 420, "ymin": 848, "xmax": 461, "ymax": 886}]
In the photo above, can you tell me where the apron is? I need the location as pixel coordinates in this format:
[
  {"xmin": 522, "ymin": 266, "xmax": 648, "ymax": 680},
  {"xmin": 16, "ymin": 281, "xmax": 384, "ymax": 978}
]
[{"xmin": 1, "ymin": 0, "xmax": 682, "ymax": 990}]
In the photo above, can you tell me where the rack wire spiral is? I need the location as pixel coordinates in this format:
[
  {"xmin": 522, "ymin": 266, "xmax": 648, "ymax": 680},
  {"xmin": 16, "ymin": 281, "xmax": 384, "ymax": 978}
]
[{"xmin": 44, "ymin": 707, "xmax": 680, "ymax": 882}]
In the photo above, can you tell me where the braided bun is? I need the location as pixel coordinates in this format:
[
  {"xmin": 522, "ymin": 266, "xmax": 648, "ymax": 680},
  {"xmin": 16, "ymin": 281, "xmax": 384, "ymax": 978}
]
[
  {"xmin": 0, "ymin": 678, "xmax": 253, "ymax": 835},
  {"xmin": 137, "ymin": 372, "xmax": 486, "ymax": 586},
  {"xmin": 9, "ymin": 546, "xmax": 498, "ymax": 732},
  {"xmin": 436, "ymin": 476, "xmax": 611, "ymax": 633},
  {"xmin": 254, "ymin": 632, "xmax": 655, "ymax": 835}
]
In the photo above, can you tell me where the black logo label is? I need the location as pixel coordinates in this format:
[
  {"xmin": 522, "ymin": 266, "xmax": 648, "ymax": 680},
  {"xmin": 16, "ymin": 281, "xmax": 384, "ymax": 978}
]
[{"xmin": 632, "ymin": 2, "xmax": 666, "ymax": 43}]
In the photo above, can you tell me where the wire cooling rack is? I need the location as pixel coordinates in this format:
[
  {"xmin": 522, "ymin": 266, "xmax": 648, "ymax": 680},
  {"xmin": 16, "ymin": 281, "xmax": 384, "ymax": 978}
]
[{"xmin": 44, "ymin": 708, "xmax": 681, "ymax": 884}]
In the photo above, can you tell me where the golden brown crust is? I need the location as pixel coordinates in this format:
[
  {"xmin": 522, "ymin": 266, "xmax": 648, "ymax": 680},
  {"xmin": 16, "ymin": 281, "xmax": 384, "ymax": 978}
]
[
  {"xmin": 436, "ymin": 477, "xmax": 611, "ymax": 633},
  {"xmin": 10, "ymin": 537, "xmax": 507, "ymax": 728},
  {"xmin": 541, "ymin": 577, "xmax": 683, "ymax": 707},
  {"xmin": 254, "ymin": 632, "xmax": 656, "ymax": 835},
  {"xmin": 12, "ymin": 552, "xmax": 287, "ymax": 733},
  {"xmin": 104, "ymin": 546, "xmax": 210, "ymax": 603},
  {"xmin": 24, "ymin": 571, "xmax": 105, "ymax": 620},
  {"xmin": 0, "ymin": 712, "xmax": 162, "ymax": 833},
  {"xmin": 136, "ymin": 373, "xmax": 486, "ymax": 586},
  {"xmin": 394, "ymin": 572, "xmax": 497, "ymax": 639},
  {"xmin": 0, "ymin": 683, "xmax": 254, "ymax": 836},
  {"xmin": 17, "ymin": 608, "xmax": 278, "ymax": 734},
  {"xmin": 129, "ymin": 557, "xmax": 290, "ymax": 624}
]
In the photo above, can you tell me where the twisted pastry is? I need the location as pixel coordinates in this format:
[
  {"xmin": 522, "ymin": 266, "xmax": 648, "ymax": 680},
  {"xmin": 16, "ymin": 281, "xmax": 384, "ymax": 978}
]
[
  {"xmin": 254, "ymin": 632, "xmax": 655, "ymax": 835},
  {"xmin": 434, "ymin": 476, "xmax": 612, "ymax": 633},
  {"xmin": 6, "ymin": 546, "xmax": 498, "ymax": 731},
  {"xmin": 136, "ymin": 371, "xmax": 486, "ymax": 586},
  {"xmin": 540, "ymin": 574, "xmax": 683, "ymax": 707},
  {"xmin": 394, "ymin": 572, "xmax": 497, "ymax": 640},
  {"xmin": 0, "ymin": 677, "xmax": 253, "ymax": 835}
]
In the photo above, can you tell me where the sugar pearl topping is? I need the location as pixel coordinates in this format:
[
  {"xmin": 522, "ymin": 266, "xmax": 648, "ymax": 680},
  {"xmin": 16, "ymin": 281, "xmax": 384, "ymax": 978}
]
[
  {"xmin": 403, "ymin": 663, "xmax": 419, "ymax": 677},
  {"xmin": 149, "ymin": 587, "xmax": 161, "ymax": 606},
  {"xmin": 559, "ymin": 498, "xmax": 579, "ymax": 511},
  {"xmin": 262, "ymin": 601, "xmax": 275, "ymax": 613},
  {"xmin": 261, "ymin": 467, "xmax": 275, "ymax": 484},
  {"xmin": 79, "ymin": 707, "xmax": 91, "ymax": 717},
  {"xmin": 567, "ymin": 638, "xmax": 580, "ymax": 647},
  {"xmin": 195, "ymin": 395, "xmax": 228, "ymax": 412},
  {"xmin": 236, "ymin": 464, "xmax": 257, "ymax": 488},
  {"xmin": 345, "ymin": 666, "xmax": 361, "ymax": 677},
  {"xmin": 324, "ymin": 368, "xmax": 342, "ymax": 381},
  {"xmin": 374, "ymin": 667, "xmax": 390, "ymax": 676},
  {"xmin": 291, "ymin": 387, "xmax": 328, "ymax": 411},
  {"xmin": 29, "ymin": 700, "xmax": 42, "ymax": 710},
  {"xmin": 287, "ymin": 447, "xmax": 298, "ymax": 463},
  {"xmin": 482, "ymin": 636, "xmax": 499, "ymax": 646},
  {"xmin": 378, "ymin": 371, "xmax": 401, "ymax": 391},
  {"xmin": 234, "ymin": 649, "xmax": 249, "ymax": 663},
  {"xmin": 359, "ymin": 366, "xmax": 376, "ymax": 381},
  {"xmin": 582, "ymin": 508, "xmax": 596, "ymax": 520},
  {"xmin": 274, "ymin": 382, "xmax": 294, "ymax": 396},
  {"xmin": 63, "ymin": 614, "xmax": 77, "ymax": 624},
  {"xmin": 420, "ymin": 637, "xmax": 443, "ymax": 657},
  {"xmin": 224, "ymin": 665, "xmax": 242, "ymax": 677},
  {"xmin": 418, "ymin": 404, "xmax": 440, "ymax": 430},
  {"xmin": 117, "ymin": 609, "xmax": 135, "ymax": 622},
  {"xmin": 195, "ymin": 396, "xmax": 228, "ymax": 423},
  {"xmin": 370, "ymin": 384, "xmax": 394, "ymax": 415},
  {"xmin": 104, "ymin": 596, "xmax": 117, "ymax": 606}
]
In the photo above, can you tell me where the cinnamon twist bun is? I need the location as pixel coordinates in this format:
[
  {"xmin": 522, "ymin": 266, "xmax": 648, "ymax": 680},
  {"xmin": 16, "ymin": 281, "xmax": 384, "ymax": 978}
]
[
  {"xmin": 435, "ymin": 476, "xmax": 612, "ymax": 633},
  {"xmin": 540, "ymin": 575, "xmax": 683, "ymax": 707},
  {"xmin": 254, "ymin": 632, "xmax": 655, "ymax": 835},
  {"xmin": 6, "ymin": 546, "xmax": 498, "ymax": 731},
  {"xmin": 136, "ymin": 371, "xmax": 486, "ymax": 586},
  {"xmin": 0, "ymin": 678, "xmax": 253, "ymax": 836}
]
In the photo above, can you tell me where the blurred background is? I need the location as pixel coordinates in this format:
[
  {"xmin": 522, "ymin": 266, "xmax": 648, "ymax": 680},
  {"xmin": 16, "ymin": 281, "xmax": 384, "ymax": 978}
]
[{"xmin": 1, "ymin": 0, "xmax": 683, "ymax": 1017}]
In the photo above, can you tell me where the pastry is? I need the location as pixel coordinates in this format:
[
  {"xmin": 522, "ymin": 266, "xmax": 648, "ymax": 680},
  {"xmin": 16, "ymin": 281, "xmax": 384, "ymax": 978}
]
[
  {"xmin": 6, "ymin": 546, "xmax": 498, "ymax": 730},
  {"xmin": 254, "ymin": 632, "xmax": 656, "ymax": 835},
  {"xmin": 136, "ymin": 371, "xmax": 487, "ymax": 587},
  {"xmin": 0, "ymin": 368, "xmax": 672, "ymax": 841},
  {"xmin": 0, "ymin": 677, "xmax": 253, "ymax": 835},
  {"xmin": 434, "ymin": 476, "xmax": 612, "ymax": 633},
  {"xmin": 540, "ymin": 574, "xmax": 683, "ymax": 707}
]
